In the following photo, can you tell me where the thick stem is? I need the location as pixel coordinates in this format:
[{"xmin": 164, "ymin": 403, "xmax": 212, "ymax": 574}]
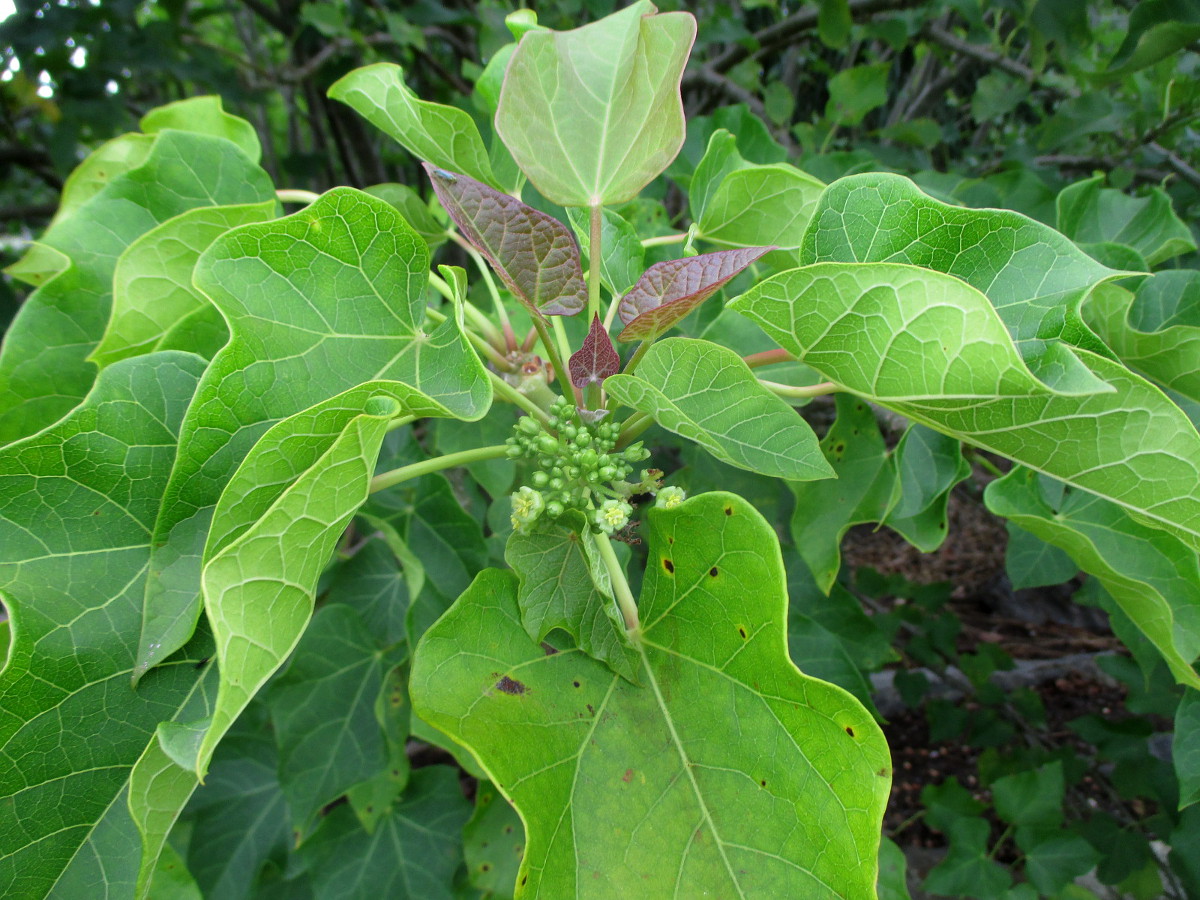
[
  {"xmin": 743, "ymin": 348, "xmax": 797, "ymax": 369},
  {"xmin": 622, "ymin": 340, "xmax": 652, "ymax": 378},
  {"xmin": 759, "ymin": 379, "xmax": 838, "ymax": 400},
  {"xmin": 370, "ymin": 444, "xmax": 510, "ymax": 494},
  {"xmin": 276, "ymin": 188, "xmax": 321, "ymax": 205},
  {"xmin": 533, "ymin": 316, "xmax": 578, "ymax": 403},
  {"xmin": 616, "ymin": 411, "xmax": 654, "ymax": 448},
  {"xmin": 588, "ymin": 204, "xmax": 603, "ymax": 323},
  {"xmin": 596, "ymin": 531, "xmax": 640, "ymax": 633},
  {"xmin": 489, "ymin": 371, "xmax": 552, "ymax": 426}
]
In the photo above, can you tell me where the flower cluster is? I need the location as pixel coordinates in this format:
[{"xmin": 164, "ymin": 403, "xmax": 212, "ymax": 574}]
[{"xmin": 506, "ymin": 396, "xmax": 660, "ymax": 533}]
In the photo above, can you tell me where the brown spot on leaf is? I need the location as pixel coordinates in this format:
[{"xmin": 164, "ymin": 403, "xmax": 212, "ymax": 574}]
[
  {"xmin": 737, "ymin": 627, "xmax": 747, "ymax": 639},
  {"xmin": 496, "ymin": 676, "xmax": 528, "ymax": 696},
  {"xmin": 572, "ymin": 680, "xmax": 581, "ymax": 688},
  {"xmin": 878, "ymin": 768, "xmax": 889, "ymax": 777},
  {"xmin": 622, "ymin": 768, "xmax": 634, "ymax": 783},
  {"xmin": 845, "ymin": 726, "xmax": 855, "ymax": 737},
  {"xmin": 760, "ymin": 780, "xmax": 767, "ymax": 787},
  {"xmin": 709, "ymin": 566, "xmax": 718, "ymax": 577},
  {"xmin": 724, "ymin": 505, "xmax": 733, "ymax": 516},
  {"xmin": 662, "ymin": 558, "xmax": 674, "ymax": 574}
]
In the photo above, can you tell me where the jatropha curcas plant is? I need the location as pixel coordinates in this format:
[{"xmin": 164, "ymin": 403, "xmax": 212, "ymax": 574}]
[{"xmin": 1, "ymin": 1, "xmax": 1199, "ymax": 898}]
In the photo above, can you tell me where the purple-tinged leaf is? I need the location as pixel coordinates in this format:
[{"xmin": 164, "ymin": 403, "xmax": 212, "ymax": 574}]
[
  {"xmin": 569, "ymin": 315, "xmax": 620, "ymax": 389},
  {"xmin": 616, "ymin": 246, "xmax": 773, "ymax": 341},
  {"xmin": 424, "ymin": 163, "xmax": 587, "ymax": 317}
]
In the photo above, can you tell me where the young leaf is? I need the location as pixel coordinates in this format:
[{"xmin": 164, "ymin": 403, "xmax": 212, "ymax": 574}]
[
  {"xmin": 1056, "ymin": 175, "xmax": 1196, "ymax": 266},
  {"xmin": 0, "ymin": 130, "xmax": 274, "ymax": 445},
  {"xmin": 0, "ymin": 352, "xmax": 208, "ymax": 899},
  {"xmin": 411, "ymin": 492, "xmax": 890, "ymax": 898},
  {"xmin": 424, "ymin": 164, "xmax": 587, "ymax": 317},
  {"xmin": 494, "ymin": 1, "xmax": 696, "ymax": 206},
  {"xmin": 139, "ymin": 95, "xmax": 262, "ymax": 164},
  {"xmin": 194, "ymin": 393, "xmax": 401, "ymax": 775},
  {"xmin": 568, "ymin": 314, "xmax": 620, "ymax": 389},
  {"xmin": 605, "ymin": 337, "xmax": 834, "ymax": 481},
  {"xmin": 691, "ymin": 130, "xmax": 824, "ymax": 250},
  {"xmin": 985, "ymin": 466, "xmax": 1200, "ymax": 690},
  {"xmin": 328, "ymin": 63, "xmax": 503, "ymax": 190},
  {"xmin": 616, "ymin": 246, "xmax": 772, "ymax": 341},
  {"xmin": 826, "ymin": 62, "xmax": 891, "ymax": 126},
  {"xmin": 504, "ymin": 509, "xmax": 640, "ymax": 682},
  {"xmin": 138, "ymin": 188, "xmax": 490, "ymax": 681},
  {"xmin": 731, "ymin": 263, "xmax": 1200, "ymax": 554},
  {"xmin": 801, "ymin": 173, "xmax": 1124, "ymax": 356},
  {"xmin": 91, "ymin": 200, "xmax": 276, "ymax": 368},
  {"xmin": 1084, "ymin": 276, "xmax": 1200, "ymax": 404}
]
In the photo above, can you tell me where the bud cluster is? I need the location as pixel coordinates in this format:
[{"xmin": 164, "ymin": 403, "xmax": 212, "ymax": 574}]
[{"xmin": 506, "ymin": 396, "xmax": 655, "ymax": 533}]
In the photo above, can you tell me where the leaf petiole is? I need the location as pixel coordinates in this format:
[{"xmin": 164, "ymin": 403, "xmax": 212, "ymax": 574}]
[
  {"xmin": 595, "ymin": 530, "xmax": 640, "ymax": 633},
  {"xmin": 275, "ymin": 188, "xmax": 321, "ymax": 205},
  {"xmin": 489, "ymin": 371, "xmax": 553, "ymax": 426},
  {"xmin": 758, "ymin": 379, "xmax": 839, "ymax": 400},
  {"xmin": 423, "ymin": 304, "xmax": 509, "ymax": 369},
  {"xmin": 370, "ymin": 444, "xmax": 511, "ymax": 494},
  {"xmin": 639, "ymin": 232, "xmax": 687, "ymax": 248},
  {"xmin": 448, "ymin": 231, "xmax": 517, "ymax": 350},
  {"xmin": 533, "ymin": 315, "xmax": 579, "ymax": 403},
  {"xmin": 588, "ymin": 204, "xmax": 603, "ymax": 322}
]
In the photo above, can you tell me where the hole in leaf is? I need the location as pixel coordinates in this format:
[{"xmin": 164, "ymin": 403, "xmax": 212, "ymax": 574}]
[
  {"xmin": 521, "ymin": 876, "xmax": 528, "ymax": 886},
  {"xmin": 662, "ymin": 558, "xmax": 674, "ymax": 574}
]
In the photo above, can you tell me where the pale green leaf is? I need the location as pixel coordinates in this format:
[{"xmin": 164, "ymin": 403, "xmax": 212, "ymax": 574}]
[
  {"xmin": 147, "ymin": 842, "xmax": 202, "ymax": 900},
  {"xmin": 194, "ymin": 393, "xmax": 401, "ymax": 774},
  {"xmin": 1084, "ymin": 275, "xmax": 1200, "ymax": 404},
  {"xmin": 1004, "ymin": 520, "xmax": 1078, "ymax": 590},
  {"xmin": 137, "ymin": 188, "xmax": 490, "ymax": 679},
  {"xmin": 328, "ymin": 63, "xmax": 501, "ymax": 189},
  {"xmin": 800, "ymin": 173, "xmax": 1123, "ymax": 357},
  {"xmin": 412, "ymin": 492, "xmax": 890, "ymax": 898},
  {"xmin": 606, "ymin": 337, "xmax": 834, "ymax": 481},
  {"xmin": 495, "ymin": 1, "xmax": 696, "ymax": 206},
  {"xmin": 300, "ymin": 766, "xmax": 471, "ymax": 900},
  {"xmin": 140, "ymin": 96, "xmax": 262, "ymax": 164},
  {"xmin": 877, "ymin": 837, "xmax": 911, "ymax": 900},
  {"xmin": 883, "ymin": 424, "xmax": 971, "ymax": 551},
  {"xmin": 985, "ymin": 466, "xmax": 1200, "ymax": 689},
  {"xmin": 463, "ymin": 781, "xmax": 525, "ymax": 899},
  {"xmin": 363, "ymin": 183, "xmax": 447, "ymax": 248},
  {"xmin": 504, "ymin": 510, "xmax": 640, "ymax": 682},
  {"xmin": 91, "ymin": 200, "xmax": 276, "ymax": 368},
  {"xmin": 1057, "ymin": 175, "xmax": 1195, "ymax": 266},
  {"xmin": 826, "ymin": 63, "xmax": 890, "ymax": 126},
  {"xmin": 0, "ymin": 130, "xmax": 274, "ymax": 445},
  {"xmin": 731, "ymin": 262, "xmax": 1200, "ymax": 554},
  {"xmin": 0, "ymin": 352, "xmax": 207, "ymax": 899},
  {"xmin": 33, "ymin": 134, "xmax": 153, "ymax": 236},
  {"xmin": 693, "ymin": 130, "xmax": 824, "ymax": 250}
]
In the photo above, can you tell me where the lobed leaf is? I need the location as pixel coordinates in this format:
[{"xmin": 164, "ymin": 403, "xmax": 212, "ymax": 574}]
[
  {"xmin": 138, "ymin": 188, "xmax": 489, "ymax": 680},
  {"xmin": 616, "ymin": 246, "xmax": 772, "ymax": 342},
  {"xmin": 606, "ymin": 337, "xmax": 834, "ymax": 481},
  {"xmin": 504, "ymin": 509, "xmax": 640, "ymax": 683},
  {"xmin": 1056, "ymin": 175, "xmax": 1195, "ymax": 266},
  {"xmin": 0, "ymin": 352, "xmax": 207, "ymax": 899},
  {"xmin": 568, "ymin": 315, "xmax": 620, "ymax": 389},
  {"xmin": 412, "ymin": 492, "xmax": 890, "ymax": 898},
  {"xmin": 328, "ymin": 63, "xmax": 502, "ymax": 190},
  {"xmin": 424, "ymin": 164, "xmax": 587, "ymax": 317},
  {"xmin": 495, "ymin": 0, "xmax": 696, "ymax": 207},
  {"xmin": 731, "ymin": 263, "xmax": 1200, "ymax": 554}
]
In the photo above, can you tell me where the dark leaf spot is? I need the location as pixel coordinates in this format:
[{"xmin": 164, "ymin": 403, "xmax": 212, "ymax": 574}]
[
  {"xmin": 496, "ymin": 676, "xmax": 528, "ymax": 696},
  {"xmin": 724, "ymin": 506, "xmax": 733, "ymax": 515},
  {"xmin": 738, "ymin": 627, "xmax": 747, "ymax": 639},
  {"xmin": 667, "ymin": 536, "xmax": 674, "ymax": 544},
  {"xmin": 708, "ymin": 566, "xmax": 718, "ymax": 577},
  {"xmin": 833, "ymin": 442, "xmax": 845, "ymax": 454},
  {"xmin": 573, "ymin": 680, "xmax": 581, "ymax": 688},
  {"xmin": 481, "ymin": 863, "xmax": 491, "ymax": 872},
  {"xmin": 586, "ymin": 703, "xmax": 595, "ymax": 715},
  {"xmin": 194, "ymin": 657, "xmax": 210, "ymax": 670},
  {"xmin": 760, "ymin": 780, "xmax": 767, "ymax": 787},
  {"xmin": 845, "ymin": 726, "xmax": 855, "ymax": 737},
  {"xmin": 541, "ymin": 642, "xmax": 558, "ymax": 656},
  {"xmin": 878, "ymin": 768, "xmax": 889, "ymax": 777},
  {"xmin": 505, "ymin": 825, "xmax": 514, "ymax": 834},
  {"xmin": 521, "ymin": 876, "xmax": 528, "ymax": 886},
  {"xmin": 662, "ymin": 558, "xmax": 674, "ymax": 574},
  {"xmin": 622, "ymin": 768, "xmax": 634, "ymax": 783}
]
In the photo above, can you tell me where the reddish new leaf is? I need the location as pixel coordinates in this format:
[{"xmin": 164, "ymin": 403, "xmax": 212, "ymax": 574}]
[
  {"xmin": 616, "ymin": 246, "xmax": 773, "ymax": 341},
  {"xmin": 569, "ymin": 315, "xmax": 620, "ymax": 389},
  {"xmin": 424, "ymin": 164, "xmax": 587, "ymax": 317}
]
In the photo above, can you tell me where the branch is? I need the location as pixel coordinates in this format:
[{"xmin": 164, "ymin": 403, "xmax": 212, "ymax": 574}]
[{"xmin": 0, "ymin": 201, "xmax": 56, "ymax": 222}]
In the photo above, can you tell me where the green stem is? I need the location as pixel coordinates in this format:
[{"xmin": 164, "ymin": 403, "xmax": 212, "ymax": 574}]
[
  {"xmin": 640, "ymin": 232, "xmax": 687, "ymax": 248},
  {"xmin": 596, "ymin": 531, "xmax": 640, "ymax": 633},
  {"xmin": 968, "ymin": 449, "xmax": 1005, "ymax": 478},
  {"xmin": 370, "ymin": 444, "xmax": 510, "ymax": 494},
  {"xmin": 423, "ymin": 305, "xmax": 509, "ymax": 369},
  {"xmin": 533, "ymin": 315, "xmax": 578, "ymax": 403},
  {"xmin": 602, "ymin": 290, "xmax": 624, "ymax": 332},
  {"xmin": 388, "ymin": 415, "xmax": 416, "ymax": 433},
  {"xmin": 622, "ymin": 340, "xmax": 652, "ymax": 378},
  {"xmin": 551, "ymin": 316, "xmax": 573, "ymax": 368},
  {"xmin": 616, "ymin": 411, "xmax": 653, "ymax": 448},
  {"xmin": 428, "ymin": 271, "xmax": 455, "ymax": 302},
  {"xmin": 489, "ymin": 371, "xmax": 552, "ymax": 426},
  {"xmin": 743, "ymin": 348, "xmax": 796, "ymax": 369},
  {"xmin": 449, "ymin": 232, "xmax": 516, "ymax": 350},
  {"xmin": 588, "ymin": 204, "xmax": 603, "ymax": 323},
  {"xmin": 276, "ymin": 188, "xmax": 321, "ymax": 205},
  {"xmin": 759, "ymin": 379, "xmax": 838, "ymax": 400},
  {"xmin": 987, "ymin": 824, "xmax": 1014, "ymax": 861}
]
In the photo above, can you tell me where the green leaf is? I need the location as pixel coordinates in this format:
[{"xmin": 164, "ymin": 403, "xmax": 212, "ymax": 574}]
[
  {"xmin": 300, "ymin": 766, "xmax": 471, "ymax": 900},
  {"xmin": 1021, "ymin": 830, "xmax": 1102, "ymax": 895},
  {"xmin": 412, "ymin": 492, "xmax": 890, "ymax": 898},
  {"xmin": 1005, "ymin": 520, "xmax": 1078, "ymax": 590},
  {"xmin": 992, "ymin": 761, "xmax": 1064, "ymax": 827},
  {"xmin": 1106, "ymin": 0, "xmax": 1200, "ymax": 76},
  {"xmin": 1174, "ymin": 691, "xmax": 1200, "ymax": 809},
  {"xmin": 328, "ymin": 63, "xmax": 502, "ymax": 190},
  {"xmin": 985, "ymin": 466, "xmax": 1200, "ymax": 689},
  {"xmin": 194, "ymin": 392, "xmax": 401, "ymax": 775},
  {"xmin": 605, "ymin": 337, "xmax": 834, "ymax": 481},
  {"xmin": 91, "ymin": 200, "xmax": 276, "ymax": 368},
  {"xmin": 972, "ymin": 72, "xmax": 1028, "ymax": 122},
  {"xmin": 616, "ymin": 247, "xmax": 772, "ymax": 342},
  {"xmin": 425, "ymin": 164, "xmax": 587, "ymax": 317},
  {"xmin": 0, "ymin": 352, "xmax": 207, "ymax": 899},
  {"xmin": 494, "ymin": 1, "xmax": 696, "ymax": 206},
  {"xmin": 787, "ymin": 612, "xmax": 877, "ymax": 713},
  {"xmin": 731, "ymin": 263, "xmax": 1200, "ymax": 555},
  {"xmin": 692, "ymin": 130, "xmax": 824, "ymax": 250},
  {"xmin": 0, "ymin": 130, "xmax": 274, "ymax": 445},
  {"xmin": 817, "ymin": 0, "xmax": 852, "ymax": 48},
  {"xmin": 504, "ymin": 509, "xmax": 640, "ymax": 682},
  {"xmin": 789, "ymin": 394, "xmax": 894, "ymax": 592},
  {"xmin": 826, "ymin": 63, "xmax": 890, "ymax": 126},
  {"xmin": 565, "ymin": 206, "xmax": 645, "ymax": 296},
  {"xmin": 923, "ymin": 818, "xmax": 1012, "ymax": 899},
  {"xmin": 463, "ymin": 781, "xmax": 525, "ymax": 898},
  {"xmin": 363, "ymin": 183, "xmax": 447, "ymax": 249},
  {"xmin": 1057, "ymin": 175, "xmax": 1196, "ymax": 266},
  {"xmin": 1084, "ymin": 275, "xmax": 1200, "ymax": 404},
  {"xmin": 147, "ymin": 842, "xmax": 202, "ymax": 900},
  {"xmin": 140, "ymin": 96, "xmax": 262, "ymax": 164},
  {"xmin": 326, "ymin": 535, "xmax": 410, "ymax": 647},
  {"xmin": 799, "ymin": 173, "xmax": 1123, "ymax": 357},
  {"xmin": 138, "ymin": 188, "xmax": 489, "ymax": 679},
  {"xmin": 877, "ymin": 836, "xmax": 912, "ymax": 900},
  {"xmin": 883, "ymin": 424, "xmax": 971, "ymax": 552},
  {"xmin": 268, "ymin": 604, "xmax": 394, "ymax": 838},
  {"xmin": 346, "ymin": 663, "xmax": 412, "ymax": 835}
]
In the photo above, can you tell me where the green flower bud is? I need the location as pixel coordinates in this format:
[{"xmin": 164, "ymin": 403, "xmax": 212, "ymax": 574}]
[
  {"xmin": 545, "ymin": 500, "xmax": 565, "ymax": 519},
  {"xmin": 576, "ymin": 430, "xmax": 592, "ymax": 448},
  {"xmin": 510, "ymin": 486, "xmax": 544, "ymax": 532},
  {"xmin": 598, "ymin": 465, "xmax": 617, "ymax": 481},
  {"xmin": 505, "ymin": 445, "xmax": 524, "ymax": 459},
  {"xmin": 537, "ymin": 434, "xmax": 559, "ymax": 455},
  {"xmin": 518, "ymin": 415, "xmax": 541, "ymax": 436},
  {"xmin": 531, "ymin": 471, "xmax": 549, "ymax": 488},
  {"xmin": 578, "ymin": 449, "xmax": 598, "ymax": 468}
]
